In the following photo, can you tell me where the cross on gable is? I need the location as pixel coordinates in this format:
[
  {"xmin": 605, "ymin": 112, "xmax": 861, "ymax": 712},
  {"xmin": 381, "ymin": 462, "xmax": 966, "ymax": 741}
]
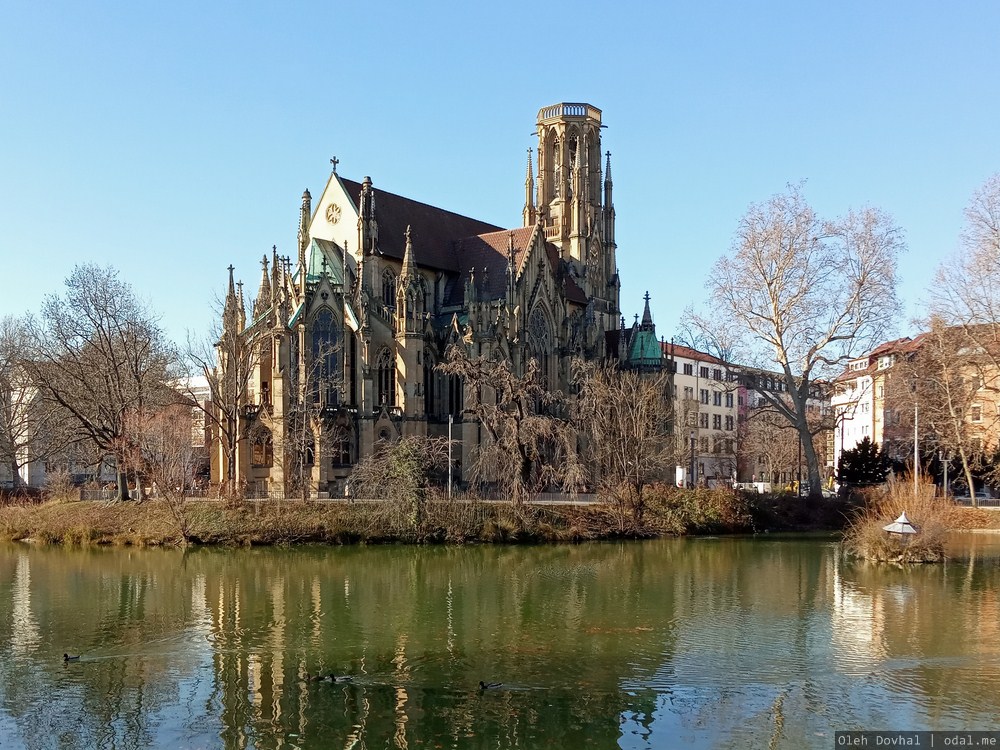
[{"xmin": 330, "ymin": 156, "xmax": 339, "ymax": 174}]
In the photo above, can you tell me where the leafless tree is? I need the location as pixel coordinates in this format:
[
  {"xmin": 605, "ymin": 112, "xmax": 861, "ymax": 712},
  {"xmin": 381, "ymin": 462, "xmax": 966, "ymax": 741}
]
[
  {"xmin": 738, "ymin": 408, "xmax": 801, "ymax": 486},
  {"xmin": 283, "ymin": 340, "xmax": 346, "ymax": 502},
  {"xmin": 23, "ymin": 265, "xmax": 178, "ymax": 502},
  {"xmin": 885, "ymin": 321, "xmax": 998, "ymax": 502},
  {"xmin": 438, "ymin": 344, "xmax": 583, "ymax": 504},
  {"xmin": 922, "ymin": 175, "xmax": 1000, "ymax": 498},
  {"xmin": 931, "ymin": 174, "xmax": 1000, "ymax": 341},
  {"xmin": 0, "ymin": 316, "xmax": 77, "ymax": 489},
  {"xmin": 699, "ymin": 184, "xmax": 904, "ymax": 499},
  {"xmin": 184, "ymin": 304, "xmax": 259, "ymax": 502},
  {"xmin": 349, "ymin": 435, "xmax": 451, "ymax": 529},
  {"xmin": 131, "ymin": 401, "xmax": 199, "ymax": 541},
  {"xmin": 572, "ymin": 361, "xmax": 673, "ymax": 525}
]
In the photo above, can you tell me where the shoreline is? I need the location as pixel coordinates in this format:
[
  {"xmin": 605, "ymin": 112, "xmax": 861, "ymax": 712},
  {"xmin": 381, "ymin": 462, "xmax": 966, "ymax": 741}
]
[{"xmin": 2, "ymin": 493, "xmax": 995, "ymax": 548}]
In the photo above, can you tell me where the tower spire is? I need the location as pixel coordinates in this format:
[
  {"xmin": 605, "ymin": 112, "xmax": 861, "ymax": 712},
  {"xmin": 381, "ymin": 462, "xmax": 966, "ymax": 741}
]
[
  {"xmin": 640, "ymin": 291, "xmax": 653, "ymax": 329},
  {"xmin": 253, "ymin": 254, "xmax": 272, "ymax": 318},
  {"xmin": 400, "ymin": 225, "xmax": 417, "ymax": 282},
  {"xmin": 298, "ymin": 189, "xmax": 311, "ymax": 294},
  {"xmin": 523, "ymin": 148, "xmax": 536, "ymax": 227}
]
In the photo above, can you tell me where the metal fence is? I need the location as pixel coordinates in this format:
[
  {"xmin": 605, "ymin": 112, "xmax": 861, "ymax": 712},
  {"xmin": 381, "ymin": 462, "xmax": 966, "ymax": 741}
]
[{"xmin": 953, "ymin": 496, "xmax": 1000, "ymax": 508}]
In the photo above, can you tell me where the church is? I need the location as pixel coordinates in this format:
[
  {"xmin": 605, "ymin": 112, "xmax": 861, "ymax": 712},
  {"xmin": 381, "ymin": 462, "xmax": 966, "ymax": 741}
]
[{"xmin": 212, "ymin": 103, "xmax": 622, "ymax": 497}]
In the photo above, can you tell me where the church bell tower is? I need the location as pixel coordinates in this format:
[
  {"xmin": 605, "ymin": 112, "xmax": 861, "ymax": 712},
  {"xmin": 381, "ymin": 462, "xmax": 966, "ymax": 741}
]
[{"xmin": 527, "ymin": 102, "xmax": 619, "ymax": 351}]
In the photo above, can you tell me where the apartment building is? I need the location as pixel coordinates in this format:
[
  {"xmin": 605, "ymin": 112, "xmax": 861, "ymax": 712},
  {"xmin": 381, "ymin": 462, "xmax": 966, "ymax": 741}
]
[{"xmin": 663, "ymin": 343, "xmax": 738, "ymax": 487}]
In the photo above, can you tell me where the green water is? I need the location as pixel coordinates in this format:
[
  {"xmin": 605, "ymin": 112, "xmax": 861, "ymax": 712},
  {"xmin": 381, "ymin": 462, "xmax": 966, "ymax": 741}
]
[{"xmin": 1, "ymin": 534, "xmax": 1000, "ymax": 749}]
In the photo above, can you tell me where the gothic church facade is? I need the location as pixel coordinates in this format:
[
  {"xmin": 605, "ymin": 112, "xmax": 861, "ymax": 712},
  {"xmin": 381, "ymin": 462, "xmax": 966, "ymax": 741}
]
[{"xmin": 212, "ymin": 103, "xmax": 620, "ymax": 496}]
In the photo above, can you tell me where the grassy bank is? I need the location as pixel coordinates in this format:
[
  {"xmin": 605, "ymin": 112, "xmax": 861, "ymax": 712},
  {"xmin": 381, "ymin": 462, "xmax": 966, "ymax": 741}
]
[{"xmin": 0, "ymin": 485, "xmax": 880, "ymax": 547}]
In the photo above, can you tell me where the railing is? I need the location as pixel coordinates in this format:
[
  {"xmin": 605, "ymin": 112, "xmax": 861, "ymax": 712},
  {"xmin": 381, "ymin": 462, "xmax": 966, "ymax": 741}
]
[
  {"xmin": 536, "ymin": 103, "xmax": 602, "ymax": 122},
  {"xmin": 953, "ymin": 496, "xmax": 1000, "ymax": 508}
]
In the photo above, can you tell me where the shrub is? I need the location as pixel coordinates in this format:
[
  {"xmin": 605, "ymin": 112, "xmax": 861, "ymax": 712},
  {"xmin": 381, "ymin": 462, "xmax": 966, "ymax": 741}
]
[{"xmin": 842, "ymin": 473, "xmax": 949, "ymax": 563}]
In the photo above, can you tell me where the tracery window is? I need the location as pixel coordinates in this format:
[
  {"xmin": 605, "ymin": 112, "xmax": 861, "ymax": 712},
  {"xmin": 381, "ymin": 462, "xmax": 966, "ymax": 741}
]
[
  {"xmin": 382, "ymin": 270, "xmax": 396, "ymax": 308},
  {"xmin": 375, "ymin": 347, "xmax": 396, "ymax": 407},
  {"xmin": 250, "ymin": 427, "xmax": 273, "ymax": 467},
  {"xmin": 423, "ymin": 349, "xmax": 436, "ymax": 416},
  {"xmin": 311, "ymin": 308, "xmax": 338, "ymax": 407}
]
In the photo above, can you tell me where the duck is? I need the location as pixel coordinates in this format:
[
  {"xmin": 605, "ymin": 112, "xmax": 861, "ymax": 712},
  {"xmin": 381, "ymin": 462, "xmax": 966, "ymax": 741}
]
[
  {"xmin": 307, "ymin": 672, "xmax": 353, "ymax": 684},
  {"xmin": 63, "ymin": 653, "xmax": 80, "ymax": 662},
  {"xmin": 479, "ymin": 681, "xmax": 502, "ymax": 690}
]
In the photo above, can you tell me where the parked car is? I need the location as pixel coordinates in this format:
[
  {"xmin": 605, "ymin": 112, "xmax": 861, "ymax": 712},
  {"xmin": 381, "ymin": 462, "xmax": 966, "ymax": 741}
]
[{"xmin": 953, "ymin": 484, "xmax": 991, "ymax": 501}]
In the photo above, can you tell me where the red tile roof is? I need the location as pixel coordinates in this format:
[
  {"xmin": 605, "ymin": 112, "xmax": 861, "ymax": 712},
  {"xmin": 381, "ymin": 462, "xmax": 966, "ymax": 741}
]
[{"xmin": 661, "ymin": 341, "xmax": 727, "ymax": 365}]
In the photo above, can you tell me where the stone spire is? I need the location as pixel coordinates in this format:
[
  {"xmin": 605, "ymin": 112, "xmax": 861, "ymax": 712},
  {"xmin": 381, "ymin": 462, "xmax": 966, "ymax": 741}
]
[
  {"xmin": 400, "ymin": 225, "xmax": 417, "ymax": 283},
  {"xmin": 222, "ymin": 264, "xmax": 239, "ymax": 333},
  {"xmin": 640, "ymin": 291, "xmax": 653, "ymax": 330},
  {"xmin": 253, "ymin": 254, "xmax": 271, "ymax": 319},
  {"xmin": 298, "ymin": 189, "xmax": 311, "ymax": 295},
  {"xmin": 604, "ymin": 151, "xmax": 616, "ymax": 247},
  {"xmin": 523, "ymin": 148, "xmax": 536, "ymax": 227}
]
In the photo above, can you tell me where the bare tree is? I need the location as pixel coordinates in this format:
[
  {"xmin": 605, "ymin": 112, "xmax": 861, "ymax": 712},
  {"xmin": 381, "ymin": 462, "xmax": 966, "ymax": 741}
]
[
  {"xmin": 283, "ymin": 340, "xmax": 346, "ymax": 502},
  {"xmin": 885, "ymin": 321, "xmax": 998, "ymax": 502},
  {"xmin": 184, "ymin": 302, "xmax": 258, "ymax": 502},
  {"xmin": 738, "ymin": 408, "xmax": 801, "ymax": 486},
  {"xmin": 0, "ymin": 316, "xmax": 77, "ymax": 489},
  {"xmin": 132, "ymin": 400, "xmax": 199, "ymax": 542},
  {"xmin": 700, "ymin": 184, "xmax": 904, "ymax": 499},
  {"xmin": 438, "ymin": 345, "xmax": 582, "ymax": 504},
  {"xmin": 24, "ymin": 265, "xmax": 178, "ymax": 502},
  {"xmin": 921, "ymin": 173, "xmax": 1000, "ymax": 498},
  {"xmin": 931, "ymin": 174, "xmax": 1000, "ymax": 339},
  {"xmin": 349, "ymin": 435, "xmax": 451, "ymax": 529},
  {"xmin": 572, "ymin": 362, "xmax": 673, "ymax": 525}
]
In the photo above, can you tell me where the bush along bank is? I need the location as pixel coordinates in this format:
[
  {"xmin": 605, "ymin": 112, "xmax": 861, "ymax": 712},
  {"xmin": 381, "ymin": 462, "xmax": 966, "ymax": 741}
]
[{"xmin": 0, "ymin": 487, "xmax": 864, "ymax": 548}]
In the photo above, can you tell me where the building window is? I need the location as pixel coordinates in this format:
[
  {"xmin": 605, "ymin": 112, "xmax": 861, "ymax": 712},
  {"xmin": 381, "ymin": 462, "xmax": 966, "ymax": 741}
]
[
  {"xmin": 712, "ymin": 414, "xmax": 722, "ymax": 429},
  {"xmin": 683, "ymin": 363, "xmax": 693, "ymax": 375},
  {"xmin": 311, "ymin": 309, "xmax": 338, "ymax": 407},
  {"xmin": 713, "ymin": 391, "xmax": 722, "ymax": 406},
  {"xmin": 699, "ymin": 412, "xmax": 709, "ymax": 428},
  {"xmin": 448, "ymin": 374, "xmax": 463, "ymax": 416},
  {"xmin": 423, "ymin": 350, "xmax": 436, "ymax": 416},
  {"xmin": 375, "ymin": 347, "xmax": 395, "ymax": 407},
  {"xmin": 725, "ymin": 392, "xmax": 733, "ymax": 408},
  {"xmin": 700, "ymin": 437, "xmax": 709, "ymax": 453},
  {"xmin": 684, "ymin": 386, "xmax": 694, "ymax": 400},
  {"xmin": 725, "ymin": 415, "xmax": 734, "ymax": 431},
  {"xmin": 700, "ymin": 389, "xmax": 709, "ymax": 404},
  {"xmin": 971, "ymin": 405, "xmax": 982, "ymax": 423},
  {"xmin": 700, "ymin": 366, "xmax": 709, "ymax": 379},
  {"xmin": 713, "ymin": 368, "xmax": 722, "ymax": 381},
  {"xmin": 382, "ymin": 269, "xmax": 396, "ymax": 308}
]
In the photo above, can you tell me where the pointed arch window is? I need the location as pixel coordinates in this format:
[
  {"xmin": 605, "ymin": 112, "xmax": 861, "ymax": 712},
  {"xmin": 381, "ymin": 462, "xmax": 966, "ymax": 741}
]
[
  {"xmin": 423, "ymin": 348, "xmax": 436, "ymax": 416},
  {"xmin": 527, "ymin": 307, "xmax": 553, "ymax": 389},
  {"xmin": 311, "ymin": 308, "xmax": 338, "ymax": 407},
  {"xmin": 382, "ymin": 270, "xmax": 396, "ymax": 308},
  {"xmin": 375, "ymin": 347, "xmax": 396, "ymax": 407}
]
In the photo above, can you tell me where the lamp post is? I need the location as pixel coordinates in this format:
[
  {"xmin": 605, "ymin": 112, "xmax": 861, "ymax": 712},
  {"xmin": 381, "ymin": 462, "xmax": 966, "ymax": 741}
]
[
  {"xmin": 448, "ymin": 413, "xmax": 453, "ymax": 499},
  {"xmin": 690, "ymin": 430, "xmax": 696, "ymax": 488}
]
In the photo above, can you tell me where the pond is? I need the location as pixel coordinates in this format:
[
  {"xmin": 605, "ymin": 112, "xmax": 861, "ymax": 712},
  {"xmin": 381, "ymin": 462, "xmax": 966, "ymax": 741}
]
[{"xmin": 1, "ymin": 533, "xmax": 999, "ymax": 749}]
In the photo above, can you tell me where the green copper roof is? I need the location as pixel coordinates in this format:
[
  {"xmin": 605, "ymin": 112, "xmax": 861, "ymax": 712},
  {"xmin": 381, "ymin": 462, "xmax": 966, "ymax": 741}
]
[
  {"xmin": 306, "ymin": 238, "xmax": 345, "ymax": 285},
  {"xmin": 627, "ymin": 328, "xmax": 663, "ymax": 367}
]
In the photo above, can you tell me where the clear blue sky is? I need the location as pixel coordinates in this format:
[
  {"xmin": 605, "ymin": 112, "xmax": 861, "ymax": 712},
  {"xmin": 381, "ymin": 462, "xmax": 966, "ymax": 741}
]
[{"xmin": 2, "ymin": 1, "xmax": 998, "ymax": 347}]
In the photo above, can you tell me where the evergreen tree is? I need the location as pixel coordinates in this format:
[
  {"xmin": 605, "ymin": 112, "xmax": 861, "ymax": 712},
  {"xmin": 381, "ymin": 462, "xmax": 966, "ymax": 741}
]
[{"xmin": 837, "ymin": 437, "xmax": 890, "ymax": 487}]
